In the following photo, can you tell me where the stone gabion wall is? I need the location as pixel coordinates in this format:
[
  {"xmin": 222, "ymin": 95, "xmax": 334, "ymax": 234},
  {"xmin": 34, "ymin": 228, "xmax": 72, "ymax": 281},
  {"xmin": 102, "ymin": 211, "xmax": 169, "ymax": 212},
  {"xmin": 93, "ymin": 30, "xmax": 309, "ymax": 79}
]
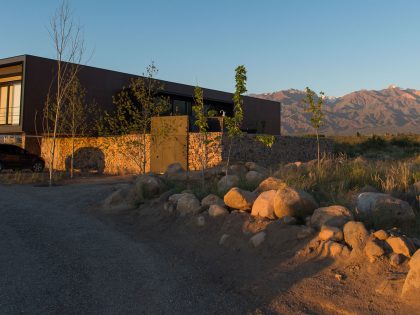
[
  {"xmin": 40, "ymin": 133, "xmax": 333, "ymax": 175},
  {"xmin": 41, "ymin": 134, "xmax": 151, "ymax": 175},
  {"xmin": 188, "ymin": 132, "xmax": 223, "ymax": 171},
  {"xmin": 221, "ymin": 134, "xmax": 334, "ymax": 166}
]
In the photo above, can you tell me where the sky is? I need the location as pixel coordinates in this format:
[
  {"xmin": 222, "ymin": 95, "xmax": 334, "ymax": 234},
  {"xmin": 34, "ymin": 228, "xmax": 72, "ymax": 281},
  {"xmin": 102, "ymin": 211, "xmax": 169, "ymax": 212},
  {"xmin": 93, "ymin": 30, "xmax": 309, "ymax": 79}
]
[{"xmin": 2, "ymin": 0, "xmax": 420, "ymax": 97}]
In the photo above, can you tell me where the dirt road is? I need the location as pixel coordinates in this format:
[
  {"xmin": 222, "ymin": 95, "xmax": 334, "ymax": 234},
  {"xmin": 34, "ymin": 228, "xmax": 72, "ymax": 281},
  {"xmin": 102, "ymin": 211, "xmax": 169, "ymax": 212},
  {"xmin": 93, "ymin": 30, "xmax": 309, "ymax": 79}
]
[{"xmin": 0, "ymin": 179, "xmax": 249, "ymax": 314}]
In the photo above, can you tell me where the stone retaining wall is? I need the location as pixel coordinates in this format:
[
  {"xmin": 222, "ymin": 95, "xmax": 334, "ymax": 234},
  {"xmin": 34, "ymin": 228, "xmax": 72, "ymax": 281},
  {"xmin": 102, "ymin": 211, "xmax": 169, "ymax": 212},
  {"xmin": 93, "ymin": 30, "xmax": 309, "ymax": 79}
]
[
  {"xmin": 223, "ymin": 135, "xmax": 333, "ymax": 166},
  {"xmin": 41, "ymin": 134, "xmax": 151, "ymax": 175},
  {"xmin": 41, "ymin": 133, "xmax": 333, "ymax": 175}
]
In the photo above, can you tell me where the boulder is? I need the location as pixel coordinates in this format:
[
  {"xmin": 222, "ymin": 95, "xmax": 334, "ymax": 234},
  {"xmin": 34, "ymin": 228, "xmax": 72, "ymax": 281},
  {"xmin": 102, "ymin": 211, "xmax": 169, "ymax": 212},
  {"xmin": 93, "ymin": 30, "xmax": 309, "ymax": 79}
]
[
  {"xmin": 168, "ymin": 193, "xmax": 185, "ymax": 204},
  {"xmin": 250, "ymin": 231, "xmax": 266, "ymax": 247},
  {"xmin": 389, "ymin": 253, "xmax": 405, "ymax": 267},
  {"xmin": 255, "ymin": 177, "xmax": 287, "ymax": 193},
  {"xmin": 224, "ymin": 187, "xmax": 256, "ymax": 211},
  {"xmin": 201, "ymin": 194, "xmax": 225, "ymax": 208},
  {"xmin": 102, "ymin": 186, "xmax": 134, "ymax": 211},
  {"xmin": 208, "ymin": 204, "xmax": 229, "ymax": 217},
  {"xmin": 386, "ymin": 236, "xmax": 416, "ymax": 257},
  {"xmin": 165, "ymin": 163, "xmax": 187, "ymax": 181},
  {"xmin": 356, "ymin": 192, "xmax": 416, "ymax": 229},
  {"xmin": 402, "ymin": 249, "xmax": 420, "ymax": 298},
  {"xmin": 217, "ymin": 175, "xmax": 240, "ymax": 193},
  {"xmin": 364, "ymin": 239, "xmax": 386, "ymax": 262},
  {"xmin": 134, "ymin": 175, "xmax": 165, "ymax": 199},
  {"xmin": 319, "ymin": 226, "xmax": 343, "ymax": 242},
  {"xmin": 251, "ymin": 190, "xmax": 276, "ymax": 219},
  {"xmin": 245, "ymin": 171, "xmax": 265, "ymax": 185},
  {"xmin": 176, "ymin": 193, "xmax": 201, "ymax": 216},
  {"xmin": 224, "ymin": 164, "xmax": 248, "ymax": 177},
  {"xmin": 310, "ymin": 205, "xmax": 354, "ymax": 230},
  {"xmin": 245, "ymin": 162, "xmax": 269, "ymax": 175},
  {"xmin": 343, "ymin": 221, "xmax": 369, "ymax": 251},
  {"xmin": 273, "ymin": 186, "xmax": 318, "ymax": 219},
  {"xmin": 323, "ymin": 241, "xmax": 348, "ymax": 257},
  {"xmin": 373, "ymin": 229, "xmax": 389, "ymax": 241}
]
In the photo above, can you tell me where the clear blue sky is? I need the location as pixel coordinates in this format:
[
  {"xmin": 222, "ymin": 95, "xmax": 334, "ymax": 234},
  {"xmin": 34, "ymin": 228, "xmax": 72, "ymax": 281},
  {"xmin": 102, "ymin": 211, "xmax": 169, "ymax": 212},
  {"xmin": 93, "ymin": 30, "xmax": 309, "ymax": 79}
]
[{"xmin": 2, "ymin": 0, "xmax": 420, "ymax": 96}]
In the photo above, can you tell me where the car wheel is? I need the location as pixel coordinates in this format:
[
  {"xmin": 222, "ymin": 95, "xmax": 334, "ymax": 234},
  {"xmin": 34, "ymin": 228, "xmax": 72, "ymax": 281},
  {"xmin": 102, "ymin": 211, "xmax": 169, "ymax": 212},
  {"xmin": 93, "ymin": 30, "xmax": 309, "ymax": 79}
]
[{"xmin": 32, "ymin": 162, "xmax": 44, "ymax": 173}]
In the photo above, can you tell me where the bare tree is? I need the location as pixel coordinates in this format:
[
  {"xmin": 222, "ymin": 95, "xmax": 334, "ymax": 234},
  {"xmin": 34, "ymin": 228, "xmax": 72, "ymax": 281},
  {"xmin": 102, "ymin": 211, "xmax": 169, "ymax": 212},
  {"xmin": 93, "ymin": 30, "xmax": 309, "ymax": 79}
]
[
  {"xmin": 45, "ymin": 0, "xmax": 85, "ymax": 185},
  {"xmin": 61, "ymin": 77, "xmax": 90, "ymax": 178}
]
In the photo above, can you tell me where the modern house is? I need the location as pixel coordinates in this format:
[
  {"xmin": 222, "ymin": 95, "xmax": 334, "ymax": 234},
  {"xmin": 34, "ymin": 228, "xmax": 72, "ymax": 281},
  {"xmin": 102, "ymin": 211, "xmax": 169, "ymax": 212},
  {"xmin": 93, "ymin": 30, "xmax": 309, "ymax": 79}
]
[{"xmin": 0, "ymin": 55, "xmax": 281, "ymax": 153}]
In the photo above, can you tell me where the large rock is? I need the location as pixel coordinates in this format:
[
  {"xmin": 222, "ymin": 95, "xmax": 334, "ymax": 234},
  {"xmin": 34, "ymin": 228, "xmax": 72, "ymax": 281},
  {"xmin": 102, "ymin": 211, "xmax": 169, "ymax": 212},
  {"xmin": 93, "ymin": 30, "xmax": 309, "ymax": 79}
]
[
  {"xmin": 176, "ymin": 193, "xmax": 201, "ymax": 216},
  {"xmin": 165, "ymin": 163, "xmax": 187, "ymax": 181},
  {"xmin": 223, "ymin": 164, "xmax": 248, "ymax": 177},
  {"xmin": 356, "ymin": 192, "xmax": 415, "ymax": 229},
  {"xmin": 251, "ymin": 190, "xmax": 276, "ymax": 219},
  {"xmin": 245, "ymin": 162, "xmax": 268, "ymax": 175},
  {"xmin": 343, "ymin": 221, "xmax": 369, "ymax": 251},
  {"xmin": 208, "ymin": 204, "xmax": 228, "ymax": 217},
  {"xmin": 201, "ymin": 194, "xmax": 225, "ymax": 208},
  {"xmin": 273, "ymin": 186, "xmax": 318, "ymax": 219},
  {"xmin": 319, "ymin": 226, "xmax": 343, "ymax": 242},
  {"xmin": 224, "ymin": 187, "xmax": 256, "ymax": 211},
  {"xmin": 386, "ymin": 236, "xmax": 416, "ymax": 257},
  {"xmin": 134, "ymin": 175, "xmax": 165, "ymax": 199},
  {"xmin": 310, "ymin": 205, "xmax": 354, "ymax": 230},
  {"xmin": 364, "ymin": 239, "xmax": 386, "ymax": 262},
  {"xmin": 217, "ymin": 175, "xmax": 240, "ymax": 193},
  {"xmin": 102, "ymin": 186, "xmax": 135, "ymax": 211},
  {"xmin": 245, "ymin": 171, "xmax": 265, "ymax": 185},
  {"xmin": 255, "ymin": 177, "xmax": 287, "ymax": 193},
  {"xmin": 402, "ymin": 249, "xmax": 420, "ymax": 298}
]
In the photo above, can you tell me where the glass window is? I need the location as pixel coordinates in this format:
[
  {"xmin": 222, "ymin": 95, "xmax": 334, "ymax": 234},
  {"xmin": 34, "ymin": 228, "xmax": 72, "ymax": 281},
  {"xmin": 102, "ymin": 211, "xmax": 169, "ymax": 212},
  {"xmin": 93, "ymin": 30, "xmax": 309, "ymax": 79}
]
[
  {"xmin": 9, "ymin": 82, "xmax": 21, "ymax": 125},
  {"xmin": 0, "ymin": 86, "xmax": 7, "ymax": 125},
  {"xmin": 173, "ymin": 100, "xmax": 187, "ymax": 115},
  {"xmin": 0, "ymin": 81, "xmax": 21, "ymax": 126}
]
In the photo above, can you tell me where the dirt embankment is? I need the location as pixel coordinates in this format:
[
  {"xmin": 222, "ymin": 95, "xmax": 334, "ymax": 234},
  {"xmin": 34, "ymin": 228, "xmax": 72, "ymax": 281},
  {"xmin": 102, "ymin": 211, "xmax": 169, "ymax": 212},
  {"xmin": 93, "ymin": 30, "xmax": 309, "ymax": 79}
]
[{"xmin": 94, "ymin": 198, "xmax": 420, "ymax": 315}]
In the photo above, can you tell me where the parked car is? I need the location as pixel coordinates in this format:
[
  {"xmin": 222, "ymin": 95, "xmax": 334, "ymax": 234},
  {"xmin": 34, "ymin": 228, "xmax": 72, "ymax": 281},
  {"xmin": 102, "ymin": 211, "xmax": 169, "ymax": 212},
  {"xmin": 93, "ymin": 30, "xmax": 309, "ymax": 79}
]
[{"xmin": 0, "ymin": 144, "xmax": 45, "ymax": 172}]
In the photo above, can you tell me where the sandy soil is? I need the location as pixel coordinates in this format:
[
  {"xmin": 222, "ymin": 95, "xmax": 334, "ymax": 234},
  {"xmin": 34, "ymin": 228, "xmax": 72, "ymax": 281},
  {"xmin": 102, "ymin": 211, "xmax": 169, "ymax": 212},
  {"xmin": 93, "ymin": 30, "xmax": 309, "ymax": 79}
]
[{"xmin": 94, "ymin": 197, "xmax": 420, "ymax": 315}]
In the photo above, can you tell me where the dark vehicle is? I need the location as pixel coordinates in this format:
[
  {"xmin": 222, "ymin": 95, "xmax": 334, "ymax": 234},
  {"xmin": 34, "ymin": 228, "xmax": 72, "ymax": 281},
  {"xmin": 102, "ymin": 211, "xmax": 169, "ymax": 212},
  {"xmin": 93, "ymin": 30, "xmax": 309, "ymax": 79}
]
[{"xmin": 0, "ymin": 144, "xmax": 45, "ymax": 172}]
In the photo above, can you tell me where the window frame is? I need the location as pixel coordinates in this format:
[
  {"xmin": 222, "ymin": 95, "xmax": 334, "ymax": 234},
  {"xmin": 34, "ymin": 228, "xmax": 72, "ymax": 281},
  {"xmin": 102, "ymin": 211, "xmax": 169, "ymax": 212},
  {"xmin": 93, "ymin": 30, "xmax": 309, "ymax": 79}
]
[{"xmin": 0, "ymin": 79, "xmax": 22, "ymax": 126}]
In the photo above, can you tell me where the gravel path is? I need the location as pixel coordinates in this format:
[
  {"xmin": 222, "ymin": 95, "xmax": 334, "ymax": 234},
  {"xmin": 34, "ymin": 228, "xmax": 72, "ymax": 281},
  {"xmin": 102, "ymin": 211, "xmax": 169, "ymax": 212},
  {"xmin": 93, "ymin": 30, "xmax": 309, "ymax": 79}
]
[{"xmin": 0, "ymin": 180, "xmax": 248, "ymax": 314}]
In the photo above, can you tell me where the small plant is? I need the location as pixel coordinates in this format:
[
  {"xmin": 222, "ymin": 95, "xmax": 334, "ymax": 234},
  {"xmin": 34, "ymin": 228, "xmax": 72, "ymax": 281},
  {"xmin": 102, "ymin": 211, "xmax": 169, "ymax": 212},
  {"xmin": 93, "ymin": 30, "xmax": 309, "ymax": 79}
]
[
  {"xmin": 192, "ymin": 85, "xmax": 209, "ymax": 186},
  {"xmin": 255, "ymin": 134, "xmax": 276, "ymax": 148},
  {"xmin": 302, "ymin": 87, "xmax": 324, "ymax": 169},
  {"xmin": 224, "ymin": 65, "xmax": 247, "ymax": 176}
]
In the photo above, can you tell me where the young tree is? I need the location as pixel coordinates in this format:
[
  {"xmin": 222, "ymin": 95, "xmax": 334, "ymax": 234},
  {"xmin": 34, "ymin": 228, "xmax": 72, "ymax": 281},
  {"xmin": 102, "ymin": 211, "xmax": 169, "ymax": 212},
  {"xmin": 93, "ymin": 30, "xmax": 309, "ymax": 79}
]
[
  {"xmin": 224, "ymin": 65, "xmax": 247, "ymax": 176},
  {"xmin": 192, "ymin": 85, "xmax": 209, "ymax": 185},
  {"xmin": 102, "ymin": 62, "xmax": 169, "ymax": 174},
  {"xmin": 45, "ymin": 0, "xmax": 85, "ymax": 185},
  {"xmin": 61, "ymin": 77, "xmax": 90, "ymax": 178},
  {"xmin": 302, "ymin": 87, "xmax": 325, "ymax": 168}
]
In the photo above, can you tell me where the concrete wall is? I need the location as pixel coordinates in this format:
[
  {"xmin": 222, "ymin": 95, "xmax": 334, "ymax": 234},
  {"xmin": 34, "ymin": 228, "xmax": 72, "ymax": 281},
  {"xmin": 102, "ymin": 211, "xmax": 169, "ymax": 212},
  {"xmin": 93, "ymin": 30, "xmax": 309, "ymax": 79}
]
[{"xmin": 41, "ymin": 133, "xmax": 333, "ymax": 175}]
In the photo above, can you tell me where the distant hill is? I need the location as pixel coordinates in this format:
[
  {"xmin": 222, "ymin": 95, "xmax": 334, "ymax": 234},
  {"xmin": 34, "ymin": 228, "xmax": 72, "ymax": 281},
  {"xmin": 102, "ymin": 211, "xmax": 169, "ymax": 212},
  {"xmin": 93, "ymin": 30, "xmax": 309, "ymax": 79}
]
[{"xmin": 251, "ymin": 86, "xmax": 420, "ymax": 135}]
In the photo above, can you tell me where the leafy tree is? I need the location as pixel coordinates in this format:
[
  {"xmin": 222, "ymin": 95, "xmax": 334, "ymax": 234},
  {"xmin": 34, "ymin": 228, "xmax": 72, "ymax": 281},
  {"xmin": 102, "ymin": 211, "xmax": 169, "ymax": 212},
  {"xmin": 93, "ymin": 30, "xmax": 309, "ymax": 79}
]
[
  {"xmin": 192, "ymin": 86, "xmax": 209, "ymax": 185},
  {"xmin": 303, "ymin": 87, "xmax": 325, "ymax": 168},
  {"xmin": 102, "ymin": 62, "xmax": 170, "ymax": 174},
  {"xmin": 255, "ymin": 134, "xmax": 276, "ymax": 148},
  {"xmin": 224, "ymin": 65, "xmax": 247, "ymax": 176}
]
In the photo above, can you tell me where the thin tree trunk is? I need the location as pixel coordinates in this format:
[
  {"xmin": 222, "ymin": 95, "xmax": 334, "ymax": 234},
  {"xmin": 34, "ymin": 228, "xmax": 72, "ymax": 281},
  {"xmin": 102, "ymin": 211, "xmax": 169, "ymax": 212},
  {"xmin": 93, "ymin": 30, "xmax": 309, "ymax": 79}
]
[
  {"xmin": 71, "ymin": 135, "xmax": 75, "ymax": 178},
  {"xmin": 316, "ymin": 130, "xmax": 320, "ymax": 170}
]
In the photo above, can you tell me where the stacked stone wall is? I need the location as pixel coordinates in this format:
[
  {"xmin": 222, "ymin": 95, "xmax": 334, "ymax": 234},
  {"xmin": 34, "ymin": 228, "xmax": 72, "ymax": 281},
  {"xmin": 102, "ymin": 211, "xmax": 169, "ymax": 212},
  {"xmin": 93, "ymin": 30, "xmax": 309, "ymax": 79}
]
[{"xmin": 40, "ymin": 133, "xmax": 333, "ymax": 175}]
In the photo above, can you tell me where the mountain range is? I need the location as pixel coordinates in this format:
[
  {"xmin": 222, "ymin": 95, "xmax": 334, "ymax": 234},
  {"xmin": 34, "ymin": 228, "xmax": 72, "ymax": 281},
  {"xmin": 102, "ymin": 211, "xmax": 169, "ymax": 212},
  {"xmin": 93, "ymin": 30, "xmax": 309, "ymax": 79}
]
[{"xmin": 251, "ymin": 86, "xmax": 420, "ymax": 135}]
